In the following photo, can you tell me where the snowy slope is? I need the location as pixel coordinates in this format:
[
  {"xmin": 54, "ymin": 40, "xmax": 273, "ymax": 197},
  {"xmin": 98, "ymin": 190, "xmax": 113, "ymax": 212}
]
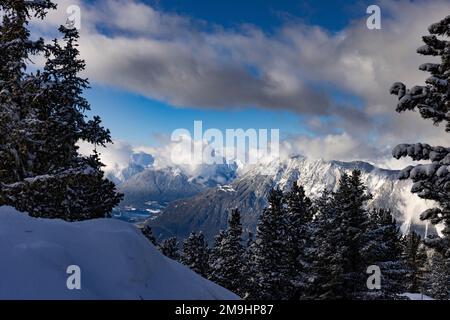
[{"xmin": 0, "ymin": 207, "xmax": 239, "ymax": 300}]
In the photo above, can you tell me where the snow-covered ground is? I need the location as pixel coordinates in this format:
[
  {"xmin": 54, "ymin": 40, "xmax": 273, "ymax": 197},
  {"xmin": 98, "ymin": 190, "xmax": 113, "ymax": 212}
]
[{"xmin": 0, "ymin": 207, "xmax": 239, "ymax": 300}]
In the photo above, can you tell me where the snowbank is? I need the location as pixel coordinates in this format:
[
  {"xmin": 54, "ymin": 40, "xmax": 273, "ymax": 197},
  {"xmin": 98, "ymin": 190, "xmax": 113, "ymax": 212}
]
[{"xmin": 0, "ymin": 207, "xmax": 239, "ymax": 300}]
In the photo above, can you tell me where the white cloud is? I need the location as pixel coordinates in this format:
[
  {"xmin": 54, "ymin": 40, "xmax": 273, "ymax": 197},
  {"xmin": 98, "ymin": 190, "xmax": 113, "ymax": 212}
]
[
  {"xmin": 34, "ymin": 0, "xmax": 332, "ymax": 113},
  {"xmin": 78, "ymin": 140, "xmax": 134, "ymax": 173},
  {"xmin": 32, "ymin": 0, "xmax": 450, "ymax": 164},
  {"xmin": 281, "ymin": 132, "xmax": 382, "ymax": 162}
]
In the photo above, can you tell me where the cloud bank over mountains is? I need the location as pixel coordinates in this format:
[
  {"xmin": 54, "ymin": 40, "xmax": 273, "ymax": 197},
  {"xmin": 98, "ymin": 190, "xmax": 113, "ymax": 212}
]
[{"xmin": 37, "ymin": 0, "xmax": 450, "ymax": 165}]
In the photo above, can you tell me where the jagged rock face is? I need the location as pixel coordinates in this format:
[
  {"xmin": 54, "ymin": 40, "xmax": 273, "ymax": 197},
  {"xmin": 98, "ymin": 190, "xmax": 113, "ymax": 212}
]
[{"xmin": 147, "ymin": 157, "xmax": 432, "ymax": 242}]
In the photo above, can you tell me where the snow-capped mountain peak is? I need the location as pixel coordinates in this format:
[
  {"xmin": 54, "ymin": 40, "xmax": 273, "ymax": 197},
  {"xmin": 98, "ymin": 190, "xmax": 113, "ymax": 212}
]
[{"xmin": 145, "ymin": 156, "xmax": 432, "ymax": 242}]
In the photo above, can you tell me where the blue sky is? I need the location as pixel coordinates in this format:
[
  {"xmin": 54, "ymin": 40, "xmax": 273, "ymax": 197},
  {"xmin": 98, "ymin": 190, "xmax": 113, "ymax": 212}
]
[
  {"xmin": 83, "ymin": 0, "xmax": 373, "ymax": 147},
  {"xmin": 147, "ymin": 0, "xmax": 372, "ymax": 32}
]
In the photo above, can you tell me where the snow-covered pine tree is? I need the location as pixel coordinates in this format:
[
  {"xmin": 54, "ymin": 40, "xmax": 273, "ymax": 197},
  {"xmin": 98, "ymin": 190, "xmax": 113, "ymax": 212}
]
[
  {"xmin": 390, "ymin": 15, "xmax": 450, "ymax": 262},
  {"xmin": 308, "ymin": 188, "xmax": 345, "ymax": 299},
  {"xmin": 302, "ymin": 189, "xmax": 332, "ymax": 299},
  {"xmin": 425, "ymin": 251, "xmax": 450, "ymax": 300},
  {"xmin": 0, "ymin": 1, "xmax": 122, "ymax": 220},
  {"xmin": 0, "ymin": 0, "xmax": 56, "ymax": 203},
  {"xmin": 209, "ymin": 209, "xmax": 246, "ymax": 297},
  {"xmin": 340, "ymin": 170, "xmax": 373, "ymax": 299},
  {"xmin": 181, "ymin": 232, "xmax": 210, "ymax": 278},
  {"xmin": 362, "ymin": 209, "xmax": 406, "ymax": 299},
  {"xmin": 308, "ymin": 171, "xmax": 372, "ymax": 299},
  {"xmin": 249, "ymin": 188, "xmax": 291, "ymax": 300},
  {"xmin": 284, "ymin": 182, "xmax": 314, "ymax": 300},
  {"xmin": 158, "ymin": 237, "xmax": 180, "ymax": 261},
  {"xmin": 142, "ymin": 225, "xmax": 157, "ymax": 246},
  {"xmin": 402, "ymin": 231, "xmax": 428, "ymax": 293}
]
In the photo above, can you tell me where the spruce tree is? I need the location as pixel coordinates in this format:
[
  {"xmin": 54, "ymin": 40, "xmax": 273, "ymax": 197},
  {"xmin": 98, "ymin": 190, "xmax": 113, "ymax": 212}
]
[
  {"xmin": 209, "ymin": 209, "xmax": 246, "ymax": 297},
  {"xmin": 159, "ymin": 237, "xmax": 180, "ymax": 261},
  {"xmin": 308, "ymin": 188, "xmax": 345, "ymax": 299},
  {"xmin": 284, "ymin": 182, "xmax": 314, "ymax": 300},
  {"xmin": 181, "ymin": 232, "xmax": 210, "ymax": 278},
  {"xmin": 390, "ymin": 15, "xmax": 450, "ymax": 263},
  {"xmin": 0, "ymin": 1, "xmax": 122, "ymax": 220},
  {"xmin": 335, "ymin": 170, "xmax": 372, "ymax": 299},
  {"xmin": 402, "ymin": 231, "xmax": 427, "ymax": 293},
  {"xmin": 250, "ymin": 188, "xmax": 290, "ymax": 300},
  {"xmin": 309, "ymin": 171, "xmax": 372, "ymax": 299},
  {"xmin": 363, "ymin": 209, "xmax": 406, "ymax": 299},
  {"xmin": 0, "ymin": 0, "xmax": 56, "ymax": 201},
  {"xmin": 425, "ymin": 251, "xmax": 450, "ymax": 300}
]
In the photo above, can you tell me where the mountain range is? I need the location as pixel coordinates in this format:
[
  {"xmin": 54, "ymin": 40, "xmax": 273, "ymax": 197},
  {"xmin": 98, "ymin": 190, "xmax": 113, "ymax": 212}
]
[{"xmin": 107, "ymin": 153, "xmax": 433, "ymax": 242}]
